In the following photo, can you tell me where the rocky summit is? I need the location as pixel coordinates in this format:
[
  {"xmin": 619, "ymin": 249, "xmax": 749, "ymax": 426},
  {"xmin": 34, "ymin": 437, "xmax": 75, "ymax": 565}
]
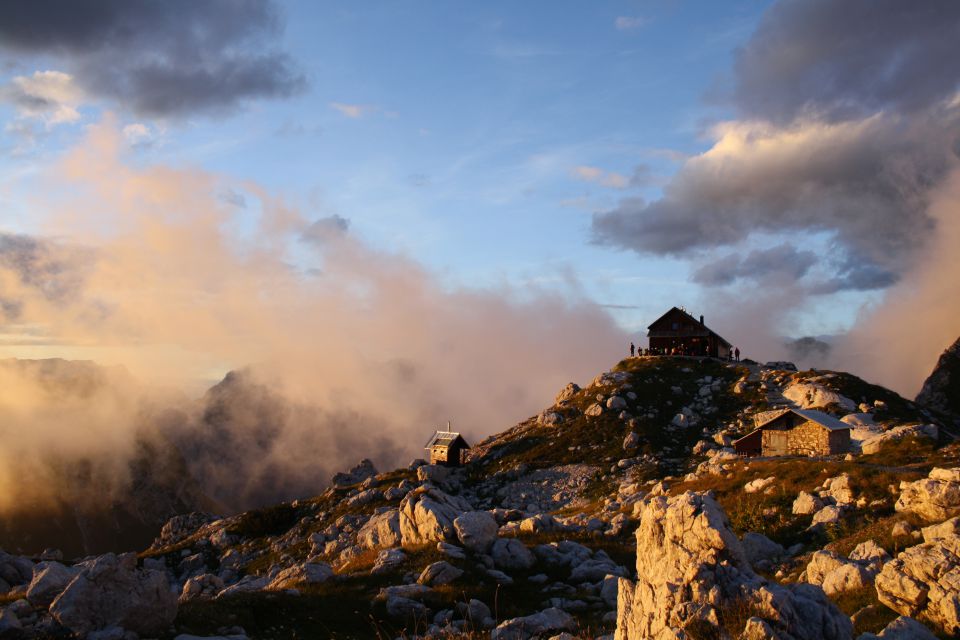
[{"xmin": 4, "ymin": 352, "xmax": 960, "ymax": 639}]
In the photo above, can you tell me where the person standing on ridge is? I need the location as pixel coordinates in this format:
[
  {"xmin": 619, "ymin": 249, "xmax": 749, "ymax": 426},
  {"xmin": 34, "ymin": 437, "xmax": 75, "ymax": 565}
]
[
  {"xmin": 735, "ymin": 347, "xmax": 740, "ymax": 362},
  {"xmin": 630, "ymin": 342, "xmax": 635, "ymax": 357}
]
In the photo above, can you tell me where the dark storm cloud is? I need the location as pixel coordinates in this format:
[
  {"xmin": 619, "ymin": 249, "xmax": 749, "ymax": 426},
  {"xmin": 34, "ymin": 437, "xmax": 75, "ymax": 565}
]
[
  {"xmin": 733, "ymin": 0, "xmax": 960, "ymax": 123},
  {"xmin": 0, "ymin": 0, "xmax": 304, "ymax": 117},
  {"xmin": 692, "ymin": 243, "xmax": 816, "ymax": 286}
]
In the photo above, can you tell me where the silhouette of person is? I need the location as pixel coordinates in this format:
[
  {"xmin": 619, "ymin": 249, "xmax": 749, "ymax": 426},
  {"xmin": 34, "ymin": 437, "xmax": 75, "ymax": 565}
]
[
  {"xmin": 630, "ymin": 342, "xmax": 635, "ymax": 357},
  {"xmin": 735, "ymin": 347, "xmax": 740, "ymax": 362}
]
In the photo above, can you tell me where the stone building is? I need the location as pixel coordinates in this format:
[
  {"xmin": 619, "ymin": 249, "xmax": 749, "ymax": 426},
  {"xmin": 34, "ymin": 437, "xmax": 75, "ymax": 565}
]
[
  {"xmin": 424, "ymin": 429, "xmax": 470, "ymax": 467},
  {"xmin": 733, "ymin": 408, "xmax": 851, "ymax": 457}
]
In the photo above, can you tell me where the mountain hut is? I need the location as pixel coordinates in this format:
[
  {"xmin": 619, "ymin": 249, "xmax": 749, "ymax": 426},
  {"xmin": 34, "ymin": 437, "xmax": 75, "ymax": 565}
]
[{"xmin": 424, "ymin": 429, "xmax": 470, "ymax": 467}]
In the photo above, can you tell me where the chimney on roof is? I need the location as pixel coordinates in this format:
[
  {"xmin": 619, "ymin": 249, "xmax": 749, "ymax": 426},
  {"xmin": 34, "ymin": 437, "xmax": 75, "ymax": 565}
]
[{"xmin": 700, "ymin": 314, "xmax": 704, "ymax": 325}]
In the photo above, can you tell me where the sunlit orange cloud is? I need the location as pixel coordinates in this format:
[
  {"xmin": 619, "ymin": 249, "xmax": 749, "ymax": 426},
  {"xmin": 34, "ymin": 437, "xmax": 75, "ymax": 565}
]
[{"xmin": 0, "ymin": 116, "xmax": 627, "ymax": 511}]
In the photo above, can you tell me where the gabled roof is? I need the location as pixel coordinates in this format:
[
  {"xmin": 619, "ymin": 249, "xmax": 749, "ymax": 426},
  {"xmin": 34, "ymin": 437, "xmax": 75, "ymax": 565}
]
[
  {"xmin": 424, "ymin": 430, "xmax": 470, "ymax": 450},
  {"xmin": 646, "ymin": 306, "xmax": 732, "ymax": 348},
  {"xmin": 755, "ymin": 407, "xmax": 851, "ymax": 432}
]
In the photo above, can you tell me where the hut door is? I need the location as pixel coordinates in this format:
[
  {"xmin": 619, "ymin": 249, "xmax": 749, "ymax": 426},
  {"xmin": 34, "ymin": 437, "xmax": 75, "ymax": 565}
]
[{"xmin": 767, "ymin": 431, "xmax": 788, "ymax": 456}]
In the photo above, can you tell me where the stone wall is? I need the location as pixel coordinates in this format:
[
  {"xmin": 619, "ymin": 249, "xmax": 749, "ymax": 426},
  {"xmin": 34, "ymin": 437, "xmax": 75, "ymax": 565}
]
[{"xmin": 761, "ymin": 421, "xmax": 834, "ymax": 456}]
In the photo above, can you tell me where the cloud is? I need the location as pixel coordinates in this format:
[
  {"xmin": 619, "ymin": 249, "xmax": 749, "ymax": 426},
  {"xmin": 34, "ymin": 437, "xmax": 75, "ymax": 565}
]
[
  {"xmin": 590, "ymin": 0, "xmax": 960, "ymax": 395},
  {"xmin": 692, "ymin": 243, "xmax": 816, "ymax": 286},
  {"xmin": 593, "ymin": 111, "xmax": 957, "ymax": 285},
  {"xmin": 0, "ymin": 0, "xmax": 304, "ymax": 117},
  {"xmin": 732, "ymin": 0, "xmax": 960, "ymax": 123},
  {"xmin": 329, "ymin": 102, "xmax": 378, "ymax": 119},
  {"xmin": 615, "ymin": 16, "xmax": 649, "ymax": 31},
  {"xmin": 571, "ymin": 165, "xmax": 630, "ymax": 189},
  {"xmin": 2, "ymin": 70, "xmax": 84, "ymax": 126},
  {"xmin": 0, "ymin": 118, "xmax": 627, "ymax": 512}
]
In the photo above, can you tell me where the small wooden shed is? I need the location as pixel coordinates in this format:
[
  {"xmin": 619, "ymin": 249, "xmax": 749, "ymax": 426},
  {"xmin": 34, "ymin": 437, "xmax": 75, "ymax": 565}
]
[
  {"xmin": 424, "ymin": 430, "xmax": 470, "ymax": 467},
  {"xmin": 734, "ymin": 408, "xmax": 851, "ymax": 457}
]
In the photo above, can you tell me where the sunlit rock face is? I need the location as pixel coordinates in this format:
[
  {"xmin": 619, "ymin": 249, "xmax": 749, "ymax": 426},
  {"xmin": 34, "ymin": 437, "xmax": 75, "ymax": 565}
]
[{"xmin": 615, "ymin": 491, "xmax": 852, "ymax": 640}]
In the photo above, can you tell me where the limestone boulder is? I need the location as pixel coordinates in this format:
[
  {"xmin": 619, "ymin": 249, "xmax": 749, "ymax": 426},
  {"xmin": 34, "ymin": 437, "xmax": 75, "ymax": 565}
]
[
  {"xmin": 896, "ymin": 468, "xmax": 960, "ymax": 522},
  {"xmin": 453, "ymin": 511, "xmax": 498, "ymax": 553},
  {"xmin": 614, "ymin": 491, "xmax": 851, "ymax": 640},
  {"xmin": 744, "ymin": 477, "xmax": 776, "ymax": 494},
  {"xmin": 356, "ymin": 509, "xmax": 402, "ymax": 549},
  {"xmin": 862, "ymin": 424, "xmax": 938, "ymax": 455},
  {"xmin": 875, "ymin": 533, "xmax": 960, "ymax": 636},
  {"xmin": 804, "ymin": 550, "xmax": 873, "ymax": 596},
  {"xmin": 266, "ymin": 562, "xmax": 333, "ymax": 590},
  {"xmin": 399, "ymin": 486, "xmax": 472, "ymax": 545},
  {"xmin": 741, "ymin": 532, "xmax": 784, "ymax": 567},
  {"xmin": 921, "ymin": 516, "xmax": 960, "ymax": 543},
  {"xmin": 179, "ymin": 573, "xmax": 224, "ymax": 603},
  {"xmin": 491, "ymin": 607, "xmax": 575, "ymax": 640},
  {"xmin": 417, "ymin": 561, "xmax": 463, "ymax": 586},
  {"xmin": 857, "ymin": 615, "xmax": 938, "ymax": 639},
  {"xmin": 49, "ymin": 552, "xmax": 177, "ymax": 637},
  {"xmin": 491, "ymin": 539, "xmax": 536, "ymax": 571},
  {"xmin": 793, "ymin": 491, "xmax": 825, "ymax": 515},
  {"xmin": 783, "ymin": 381, "xmax": 855, "ymax": 411},
  {"xmin": 554, "ymin": 383, "xmax": 580, "ymax": 405},
  {"xmin": 849, "ymin": 540, "xmax": 891, "ymax": 572},
  {"xmin": 26, "ymin": 561, "xmax": 79, "ymax": 607}
]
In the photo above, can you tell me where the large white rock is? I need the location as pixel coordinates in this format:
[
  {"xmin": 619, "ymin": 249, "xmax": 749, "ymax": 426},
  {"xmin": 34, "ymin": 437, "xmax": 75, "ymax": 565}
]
[
  {"xmin": 793, "ymin": 491, "xmax": 825, "ymax": 515},
  {"xmin": 26, "ymin": 561, "xmax": 78, "ymax": 607},
  {"xmin": 804, "ymin": 550, "xmax": 873, "ymax": 596},
  {"xmin": 356, "ymin": 510, "xmax": 403, "ymax": 549},
  {"xmin": 896, "ymin": 467, "xmax": 960, "ymax": 522},
  {"xmin": 398, "ymin": 486, "xmax": 472, "ymax": 545},
  {"xmin": 453, "ymin": 511, "xmax": 498, "ymax": 553},
  {"xmin": 49, "ymin": 553, "xmax": 177, "ymax": 637},
  {"xmin": 821, "ymin": 473, "xmax": 855, "ymax": 506},
  {"xmin": 811, "ymin": 505, "xmax": 843, "ymax": 526},
  {"xmin": 783, "ymin": 381, "xmax": 855, "ymax": 411},
  {"xmin": 741, "ymin": 532, "xmax": 784, "ymax": 566},
  {"xmin": 875, "ymin": 533, "xmax": 960, "ymax": 636},
  {"xmin": 614, "ymin": 492, "xmax": 851, "ymax": 640},
  {"xmin": 554, "ymin": 382, "xmax": 580, "ymax": 405},
  {"xmin": 849, "ymin": 540, "xmax": 891, "ymax": 571}
]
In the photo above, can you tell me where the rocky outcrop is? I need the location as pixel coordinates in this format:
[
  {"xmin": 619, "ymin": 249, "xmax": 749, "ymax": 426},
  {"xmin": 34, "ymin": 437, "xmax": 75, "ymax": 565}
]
[
  {"xmin": 895, "ymin": 468, "xmax": 960, "ymax": 522},
  {"xmin": 875, "ymin": 533, "xmax": 960, "ymax": 635},
  {"xmin": 784, "ymin": 381, "xmax": 855, "ymax": 412},
  {"xmin": 398, "ymin": 486, "xmax": 472, "ymax": 545},
  {"xmin": 916, "ymin": 337, "xmax": 960, "ymax": 419},
  {"xmin": 861, "ymin": 424, "xmax": 939, "ymax": 455},
  {"xmin": 25, "ymin": 561, "xmax": 78, "ymax": 607},
  {"xmin": 356, "ymin": 509, "xmax": 402, "ymax": 549},
  {"xmin": 266, "ymin": 562, "xmax": 333, "ymax": 590},
  {"xmin": 453, "ymin": 511, "xmax": 498, "ymax": 553},
  {"xmin": 615, "ymin": 491, "xmax": 852, "ymax": 640},
  {"xmin": 331, "ymin": 459, "xmax": 378, "ymax": 487},
  {"xmin": 804, "ymin": 551, "xmax": 873, "ymax": 596},
  {"xmin": 48, "ymin": 552, "xmax": 177, "ymax": 636}
]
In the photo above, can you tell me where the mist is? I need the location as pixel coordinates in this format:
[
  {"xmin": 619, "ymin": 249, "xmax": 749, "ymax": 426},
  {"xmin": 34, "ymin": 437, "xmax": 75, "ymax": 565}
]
[{"xmin": 0, "ymin": 118, "xmax": 627, "ymax": 513}]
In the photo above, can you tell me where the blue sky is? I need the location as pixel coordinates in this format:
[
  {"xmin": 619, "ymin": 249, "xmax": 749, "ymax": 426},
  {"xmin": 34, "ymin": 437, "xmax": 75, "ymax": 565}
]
[
  {"xmin": 3, "ymin": 0, "xmax": 948, "ymax": 373},
  {"xmin": 0, "ymin": 2, "xmax": 789, "ymax": 335}
]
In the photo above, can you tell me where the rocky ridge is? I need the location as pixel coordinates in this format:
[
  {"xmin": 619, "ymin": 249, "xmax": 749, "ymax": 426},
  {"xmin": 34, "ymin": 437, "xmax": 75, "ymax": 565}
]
[{"xmin": 2, "ymin": 354, "xmax": 960, "ymax": 639}]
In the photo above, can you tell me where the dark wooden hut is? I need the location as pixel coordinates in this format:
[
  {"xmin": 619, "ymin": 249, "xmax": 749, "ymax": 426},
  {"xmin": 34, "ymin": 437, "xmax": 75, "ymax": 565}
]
[
  {"xmin": 647, "ymin": 307, "xmax": 732, "ymax": 358},
  {"xmin": 424, "ymin": 430, "xmax": 470, "ymax": 467}
]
